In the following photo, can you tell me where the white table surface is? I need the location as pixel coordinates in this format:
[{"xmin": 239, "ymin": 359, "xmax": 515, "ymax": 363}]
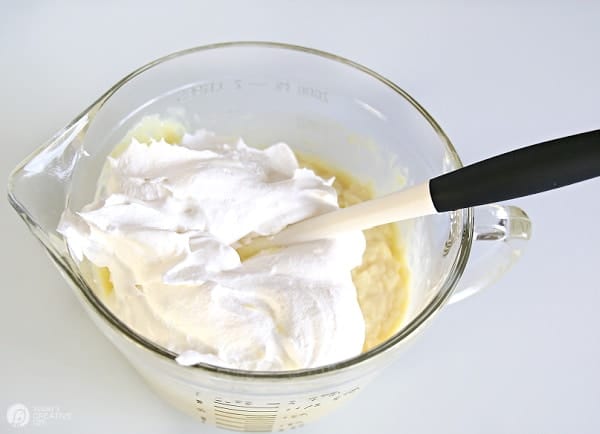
[{"xmin": 2, "ymin": 1, "xmax": 599, "ymax": 433}]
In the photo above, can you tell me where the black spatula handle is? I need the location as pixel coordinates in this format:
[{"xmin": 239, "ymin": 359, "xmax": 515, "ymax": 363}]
[{"xmin": 429, "ymin": 129, "xmax": 600, "ymax": 212}]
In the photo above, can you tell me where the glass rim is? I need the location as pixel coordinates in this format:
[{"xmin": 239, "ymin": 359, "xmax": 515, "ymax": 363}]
[{"xmin": 8, "ymin": 41, "xmax": 473, "ymax": 380}]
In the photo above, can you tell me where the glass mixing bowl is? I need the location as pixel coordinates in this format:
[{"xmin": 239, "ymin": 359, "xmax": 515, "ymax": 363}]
[{"xmin": 8, "ymin": 42, "xmax": 531, "ymax": 432}]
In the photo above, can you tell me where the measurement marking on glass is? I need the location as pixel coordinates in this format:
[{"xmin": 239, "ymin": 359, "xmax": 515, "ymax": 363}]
[
  {"xmin": 215, "ymin": 409, "xmax": 278, "ymax": 414},
  {"xmin": 215, "ymin": 408, "xmax": 278, "ymax": 413},
  {"xmin": 217, "ymin": 416, "xmax": 276, "ymax": 422},
  {"xmin": 215, "ymin": 416, "xmax": 245, "ymax": 422},
  {"xmin": 215, "ymin": 407, "xmax": 278, "ymax": 412},
  {"xmin": 216, "ymin": 421, "xmax": 273, "ymax": 430},
  {"xmin": 215, "ymin": 413, "xmax": 276, "ymax": 416},
  {"xmin": 176, "ymin": 81, "xmax": 224, "ymax": 102},
  {"xmin": 215, "ymin": 414, "xmax": 276, "ymax": 421},
  {"xmin": 296, "ymin": 85, "xmax": 328, "ymax": 103},
  {"xmin": 217, "ymin": 415, "xmax": 277, "ymax": 419},
  {"xmin": 216, "ymin": 412, "xmax": 268, "ymax": 418},
  {"xmin": 215, "ymin": 418, "xmax": 272, "ymax": 426},
  {"xmin": 215, "ymin": 402, "xmax": 279, "ymax": 409},
  {"xmin": 215, "ymin": 398, "xmax": 279, "ymax": 406},
  {"xmin": 215, "ymin": 398, "xmax": 279, "ymax": 407},
  {"xmin": 215, "ymin": 412, "xmax": 277, "ymax": 418},
  {"xmin": 215, "ymin": 407, "xmax": 277, "ymax": 412},
  {"xmin": 215, "ymin": 403, "xmax": 279, "ymax": 408},
  {"xmin": 214, "ymin": 398, "xmax": 280, "ymax": 432},
  {"xmin": 215, "ymin": 415, "xmax": 276, "ymax": 422},
  {"xmin": 216, "ymin": 418, "xmax": 244, "ymax": 424},
  {"xmin": 216, "ymin": 423, "xmax": 245, "ymax": 429}
]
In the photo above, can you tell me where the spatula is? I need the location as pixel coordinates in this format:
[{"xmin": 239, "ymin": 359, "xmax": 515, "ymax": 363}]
[{"xmin": 238, "ymin": 129, "xmax": 600, "ymax": 258}]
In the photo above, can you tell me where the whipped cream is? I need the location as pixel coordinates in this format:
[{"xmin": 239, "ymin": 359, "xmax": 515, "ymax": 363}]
[{"xmin": 58, "ymin": 131, "xmax": 366, "ymax": 371}]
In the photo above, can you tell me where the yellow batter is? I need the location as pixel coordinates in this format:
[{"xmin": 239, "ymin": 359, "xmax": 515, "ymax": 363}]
[
  {"xmin": 296, "ymin": 155, "xmax": 410, "ymax": 350},
  {"xmin": 96, "ymin": 116, "xmax": 410, "ymax": 353}
]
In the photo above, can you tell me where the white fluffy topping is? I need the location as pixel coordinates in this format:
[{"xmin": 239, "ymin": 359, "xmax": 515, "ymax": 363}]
[{"xmin": 58, "ymin": 131, "xmax": 366, "ymax": 370}]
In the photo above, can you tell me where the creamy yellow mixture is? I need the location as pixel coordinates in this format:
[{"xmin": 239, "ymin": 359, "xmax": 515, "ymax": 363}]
[
  {"xmin": 297, "ymin": 155, "xmax": 410, "ymax": 350},
  {"xmin": 95, "ymin": 116, "xmax": 409, "ymax": 352}
]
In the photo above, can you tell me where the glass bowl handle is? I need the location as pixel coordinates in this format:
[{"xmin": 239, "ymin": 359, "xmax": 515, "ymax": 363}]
[{"xmin": 448, "ymin": 204, "xmax": 532, "ymax": 304}]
